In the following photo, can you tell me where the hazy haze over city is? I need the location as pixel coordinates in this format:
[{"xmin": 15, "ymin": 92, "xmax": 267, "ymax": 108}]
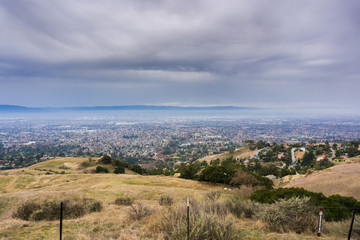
[{"xmin": 0, "ymin": 0, "xmax": 359, "ymax": 114}]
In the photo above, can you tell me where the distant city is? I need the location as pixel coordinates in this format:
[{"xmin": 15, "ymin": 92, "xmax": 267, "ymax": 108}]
[{"xmin": 0, "ymin": 111, "xmax": 359, "ymax": 169}]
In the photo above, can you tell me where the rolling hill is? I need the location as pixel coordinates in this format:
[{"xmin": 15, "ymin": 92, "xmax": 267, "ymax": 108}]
[
  {"xmin": 275, "ymin": 159, "xmax": 360, "ymax": 200},
  {"xmin": 0, "ymin": 157, "xmax": 351, "ymax": 239}
]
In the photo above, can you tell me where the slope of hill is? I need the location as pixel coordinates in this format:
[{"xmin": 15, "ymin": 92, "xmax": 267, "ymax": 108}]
[
  {"xmin": 275, "ymin": 162, "xmax": 360, "ymax": 200},
  {"xmin": 197, "ymin": 147, "xmax": 256, "ymax": 164},
  {"xmin": 0, "ymin": 157, "xmax": 347, "ymax": 239}
]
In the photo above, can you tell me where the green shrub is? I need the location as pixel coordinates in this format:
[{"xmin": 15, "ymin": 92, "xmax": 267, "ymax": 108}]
[
  {"xmin": 95, "ymin": 166, "xmax": 109, "ymax": 173},
  {"xmin": 206, "ymin": 191, "xmax": 221, "ymax": 202},
  {"xmin": 100, "ymin": 155, "xmax": 112, "ymax": 164},
  {"xmin": 159, "ymin": 195, "xmax": 174, "ymax": 206},
  {"xmin": 250, "ymin": 187, "xmax": 360, "ymax": 221},
  {"xmin": 115, "ymin": 196, "xmax": 134, "ymax": 206},
  {"xmin": 13, "ymin": 199, "xmax": 102, "ymax": 221},
  {"xmin": 197, "ymin": 166, "xmax": 234, "ymax": 184},
  {"xmin": 178, "ymin": 162, "xmax": 201, "ymax": 180},
  {"xmin": 80, "ymin": 161, "xmax": 91, "ymax": 168},
  {"xmin": 114, "ymin": 167, "xmax": 125, "ymax": 174},
  {"xmin": 127, "ymin": 202, "xmax": 153, "ymax": 220},
  {"xmin": 257, "ymin": 197, "xmax": 316, "ymax": 233}
]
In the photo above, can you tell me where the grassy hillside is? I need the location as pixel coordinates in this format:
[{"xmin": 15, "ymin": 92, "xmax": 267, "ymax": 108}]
[
  {"xmin": 0, "ymin": 157, "xmax": 138, "ymax": 176},
  {"xmin": 275, "ymin": 161, "xmax": 360, "ymax": 200},
  {"xmin": 0, "ymin": 157, "xmax": 350, "ymax": 239},
  {"xmin": 197, "ymin": 147, "xmax": 256, "ymax": 164}
]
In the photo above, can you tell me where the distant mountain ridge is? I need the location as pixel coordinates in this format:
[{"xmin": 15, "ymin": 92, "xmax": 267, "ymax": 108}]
[{"xmin": 0, "ymin": 104, "xmax": 257, "ymax": 112}]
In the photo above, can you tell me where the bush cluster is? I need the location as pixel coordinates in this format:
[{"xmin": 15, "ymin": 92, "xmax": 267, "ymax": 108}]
[
  {"xmin": 13, "ymin": 198, "xmax": 102, "ymax": 221},
  {"xmin": 206, "ymin": 191, "xmax": 221, "ymax": 202},
  {"xmin": 127, "ymin": 202, "xmax": 153, "ymax": 220},
  {"xmin": 250, "ymin": 187, "xmax": 360, "ymax": 221},
  {"xmin": 225, "ymin": 199, "xmax": 259, "ymax": 219},
  {"xmin": 115, "ymin": 196, "xmax": 134, "ymax": 206},
  {"xmin": 256, "ymin": 197, "xmax": 316, "ymax": 233},
  {"xmin": 95, "ymin": 166, "xmax": 109, "ymax": 173},
  {"xmin": 157, "ymin": 200, "xmax": 237, "ymax": 240},
  {"xmin": 159, "ymin": 195, "xmax": 174, "ymax": 206}
]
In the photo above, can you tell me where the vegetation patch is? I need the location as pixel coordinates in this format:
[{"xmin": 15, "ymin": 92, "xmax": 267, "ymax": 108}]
[
  {"xmin": 127, "ymin": 202, "xmax": 153, "ymax": 220},
  {"xmin": 251, "ymin": 187, "xmax": 360, "ymax": 221},
  {"xmin": 13, "ymin": 198, "xmax": 102, "ymax": 221},
  {"xmin": 205, "ymin": 190, "xmax": 221, "ymax": 202},
  {"xmin": 156, "ymin": 200, "xmax": 237, "ymax": 240},
  {"xmin": 159, "ymin": 194, "xmax": 174, "ymax": 206},
  {"xmin": 115, "ymin": 196, "xmax": 134, "ymax": 206},
  {"xmin": 0, "ymin": 197, "xmax": 9, "ymax": 215},
  {"xmin": 256, "ymin": 197, "xmax": 316, "ymax": 233},
  {"xmin": 225, "ymin": 198, "xmax": 259, "ymax": 219},
  {"xmin": 14, "ymin": 175, "xmax": 36, "ymax": 189}
]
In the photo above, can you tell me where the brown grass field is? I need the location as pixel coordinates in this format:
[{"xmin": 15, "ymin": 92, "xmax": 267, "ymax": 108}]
[
  {"xmin": 197, "ymin": 147, "xmax": 256, "ymax": 164},
  {"xmin": 0, "ymin": 157, "xmax": 354, "ymax": 239},
  {"xmin": 294, "ymin": 151, "xmax": 305, "ymax": 161},
  {"xmin": 275, "ymin": 160, "xmax": 360, "ymax": 200}
]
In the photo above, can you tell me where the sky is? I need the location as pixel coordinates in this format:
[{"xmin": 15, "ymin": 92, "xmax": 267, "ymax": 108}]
[{"xmin": 0, "ymin": 0, "xmax": 359, "ymax": 112}]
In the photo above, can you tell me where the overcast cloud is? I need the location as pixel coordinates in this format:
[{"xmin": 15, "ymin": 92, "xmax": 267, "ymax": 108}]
[{"xmin": 0, "ymin": 0, "xmax": 359, "ymax": 112}]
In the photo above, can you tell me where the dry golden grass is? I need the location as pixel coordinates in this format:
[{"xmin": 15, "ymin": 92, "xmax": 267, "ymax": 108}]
[
  {"xmin": 294, "ymin": 151, "xmax": 305, "ymax": 161},
  {"xmin": 0, "ymin": 157, "xmax": 348, "ymax": 239},
  {"xmin": 197, "ymin": 147, "xmax": 256, "ymax": 164},
  {"xmin": 276, "ymin": 162, "xmax": 360, "ymax": 200},
  {"xmin": 333, "ymin": 156, "xmax": 360, "ymax": 165}
]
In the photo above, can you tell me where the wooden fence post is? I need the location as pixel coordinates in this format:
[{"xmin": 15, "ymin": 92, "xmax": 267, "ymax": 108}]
[
  {"xmin": 187, "ymin": 198, "xmax": 190, "ymax": 240},
  {"xmin": 317, "ymin": 208, "xmax": 323, "ymax": 237},
  {"xmin": 348, "ymin": 208, "xmax": 356, "ymax": 240},
  {"xmin": 60, "ymin": 201, "xmax": 63, "ymax": 240}
]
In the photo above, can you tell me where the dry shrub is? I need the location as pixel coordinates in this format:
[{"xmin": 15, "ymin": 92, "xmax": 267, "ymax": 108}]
[
  {"xmin": 159, "ymin": 195, "xmax": 174, "ymax": 206},
  {"xmin": 156, "ymin": 200, "xmax": 237, "ymax": 240},
  {"xmin": 127, "ymin": 202, "xmax": 153, "ymax": 220},
  {"xmin": 115, "ymin": 196, "xmax": 134, "ymax": 206},
  {"xmin": 230, "ymin": 169, "xmax": 258, "ymax": 187},
  {"xmin": 257, "ymin": 197, "xmax": 316, "ymax": 233},
  {"xmin": 13, "ymin": 198, "xmax": 102, "ymax": 221},
  {"xmin": 206, "ymin": 190, "xmax": 221, "ymax": 201},
  {"xmin": 236, "ymin": 185, "xmax": 255, "ymax": 201},
  {"xmin": 226, "ymin": 199, "xmax": 259, "ymax": 219},
  {"xmin": 12, "ymin": 201, "xmax": 41, "ymax": 221},
  {"xmin": 353, "ymin": 217, "xmax": 360, "ymax": 238}
]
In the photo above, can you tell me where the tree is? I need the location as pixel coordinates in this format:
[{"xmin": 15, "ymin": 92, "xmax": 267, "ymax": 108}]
[
  {"xmin": 114, "ymin": 167, "xmax": 125, "ymax": 174},
  {"xmin": 178, "ymin": 162, "xmax": 201, "ymax": 180},
  {"xmin": 302, "ymin": 151, "xmax": 315, "ymax": 167},
  {"xmin": 128, "ymin": 164, "xmax": 145, "ymax": 174},
  {"xmin": 101, "ymin": 155, "xmax": 112, "ymax": 164},
  {"xmin": 198, "ymin": 165, "xmax": 233, "ymax": 184},
  {"xmin": 230, "ymin": 169, "xmax": 258, "ymax": 186},
  {"xmin": 210, "ymin": 159, "xmax": 220, "ymax": 166},
  {"xmin": 95, "ymin": 166, "xmax": 109, "ymax": 173},
  {"xmin": 348, "ymin": 147, "xmax": 358, "ymax": 157}
]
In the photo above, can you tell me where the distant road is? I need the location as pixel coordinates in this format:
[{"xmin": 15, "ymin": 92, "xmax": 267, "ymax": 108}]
[
  {"xmin": 254, "ymin": 148, "xmax": 265, "ymax": 159},
  {"xmin": 329, "ymin": 148, "xmax": 336, "ymax": 161}
]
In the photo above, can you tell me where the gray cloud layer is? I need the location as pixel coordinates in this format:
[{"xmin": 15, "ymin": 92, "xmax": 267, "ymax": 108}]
[{"xmin": 0, "ymin": 0, "xmax": 359, "ymax": 111}]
